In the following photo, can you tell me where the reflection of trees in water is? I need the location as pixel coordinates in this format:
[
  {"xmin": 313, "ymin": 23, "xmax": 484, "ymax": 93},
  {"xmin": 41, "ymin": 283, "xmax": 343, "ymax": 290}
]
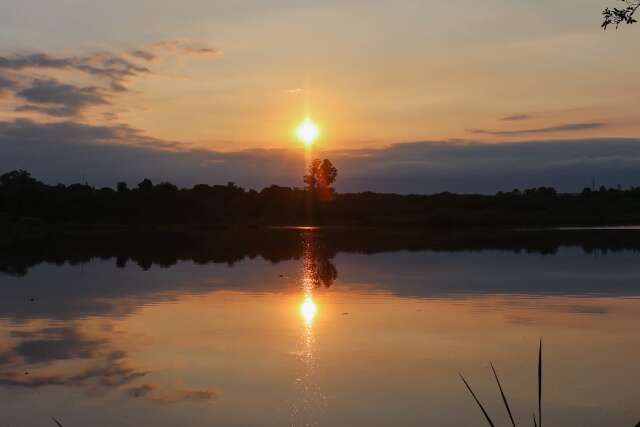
[
  {"xmin": 5, "ymin": 228, "xmax": 640, "ymax": 278},
  {"xmin": 301, "ymin": 231, "xmax": 337, "ymax": 289}
]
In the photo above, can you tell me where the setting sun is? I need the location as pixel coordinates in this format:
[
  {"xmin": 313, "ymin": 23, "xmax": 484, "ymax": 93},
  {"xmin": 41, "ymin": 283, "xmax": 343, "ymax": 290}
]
[{"xmin": 296, "ymin": 118, "xmax": 319, "ymax": 146}]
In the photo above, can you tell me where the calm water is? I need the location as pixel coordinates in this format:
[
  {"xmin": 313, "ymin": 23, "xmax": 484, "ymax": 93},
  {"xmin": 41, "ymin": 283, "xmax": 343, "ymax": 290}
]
[{"xmin": 0, "ymin": 228, "xmax": 639, "ymax": 427}]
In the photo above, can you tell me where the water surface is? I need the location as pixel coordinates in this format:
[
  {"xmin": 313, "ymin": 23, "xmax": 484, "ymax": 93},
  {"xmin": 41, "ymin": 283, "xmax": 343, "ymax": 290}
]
[{"xmin": 0, "ymin": 228, "xmax": 639, "ymax": 426}]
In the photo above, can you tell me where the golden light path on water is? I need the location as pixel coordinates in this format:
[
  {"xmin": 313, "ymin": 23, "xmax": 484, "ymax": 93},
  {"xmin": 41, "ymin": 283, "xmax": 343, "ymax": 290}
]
[{"xmin": 291, "ymin": 233, "xmax": 324, "ymax": 426}]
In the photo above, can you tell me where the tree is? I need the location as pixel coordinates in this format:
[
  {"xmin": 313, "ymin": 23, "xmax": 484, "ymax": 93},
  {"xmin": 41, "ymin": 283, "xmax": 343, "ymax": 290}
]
[
  {"xmin": 303, "ymin": 159, "xmax": 338, "ymax": 192},
  {"xmin": 0, "ymin": 170, "xmax": 40, "ymax": 189},
  {"xmin": 602, "ymin": 0, "xmax": 639, "ymax": 29},
  {"xmin": 117, "ymin": 182, "xmax": 128, "ymax": 193},
  {"xmin": 137, "ymin": 178, "xmax": 153, "ymax": 192}
]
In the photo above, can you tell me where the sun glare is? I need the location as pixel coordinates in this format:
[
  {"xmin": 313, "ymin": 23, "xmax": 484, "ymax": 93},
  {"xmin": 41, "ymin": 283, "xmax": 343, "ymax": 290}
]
[
  {"xmin": 300, "ymin": 296, "xmax": 317, "ymax": 325},
  {"xmin": 296, "ymin": 118, "xmax": 319, "ymax": 146}
]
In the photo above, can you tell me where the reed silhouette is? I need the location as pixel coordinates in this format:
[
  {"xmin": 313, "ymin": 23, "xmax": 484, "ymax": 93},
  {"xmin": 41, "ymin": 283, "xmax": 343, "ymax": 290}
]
[{"xmin": 461, "ymin": 340, "xmax": 638, "ymax": 426}]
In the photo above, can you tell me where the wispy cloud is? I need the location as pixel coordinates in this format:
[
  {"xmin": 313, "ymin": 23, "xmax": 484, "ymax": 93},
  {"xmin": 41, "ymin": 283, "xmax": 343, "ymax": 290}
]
[
  {"xmin": 501, "ymin": 114, "xmax": 531, "ymax": 121},
  {"xmin": 0, "ymin": 41, "xmax": 220, "ymax": 118},
  {"xmin": 0, "ymin": 52, "xmax": 150, "ymax": 92},
  {"xmin": 152, "ymin": 39, "xmax": 221, "ymax": 57},
  {"xmin": 129, "ymin": 49, "xmax": 157, "ymax": 61},
  {"xmin": 468, "ymin": 122, "xmax": 606, "ymax": 136}
]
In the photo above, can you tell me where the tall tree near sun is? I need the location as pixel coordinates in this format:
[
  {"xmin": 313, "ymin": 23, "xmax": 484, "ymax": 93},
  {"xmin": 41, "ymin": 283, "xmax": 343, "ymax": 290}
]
[
  {"xmin": 602, "ymin": 0, "xmax": 640, "ymax": 28},
  {"xmin": 304, "ymin": 159, "xmax": 338, "ymax": 198}
]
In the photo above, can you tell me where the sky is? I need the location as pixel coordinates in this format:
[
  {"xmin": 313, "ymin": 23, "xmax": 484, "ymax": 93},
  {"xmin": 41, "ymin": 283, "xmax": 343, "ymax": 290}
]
[{"xmin": 1, "ymin": 0, "xmax": 640, "ymax": 192}]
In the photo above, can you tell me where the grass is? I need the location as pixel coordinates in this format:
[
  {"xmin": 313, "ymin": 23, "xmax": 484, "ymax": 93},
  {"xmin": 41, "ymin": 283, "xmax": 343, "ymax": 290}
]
[
  {"xmin": 459, "ymin": 339, "xmax": 543, "ymax": 427},
  {"xmin": 460, "ymin": 339, "xmax": 638, "ymax": 426}
]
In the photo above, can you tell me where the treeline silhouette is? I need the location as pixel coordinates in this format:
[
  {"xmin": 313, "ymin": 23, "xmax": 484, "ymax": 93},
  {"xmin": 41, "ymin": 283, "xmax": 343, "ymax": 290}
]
[
  {"xmin": 3, "ymin": 170, "xmax": 640, "ymax": 227},
  {"xmin": 3, "ymin": 227, "xmax": 640, "ymax": 277}
]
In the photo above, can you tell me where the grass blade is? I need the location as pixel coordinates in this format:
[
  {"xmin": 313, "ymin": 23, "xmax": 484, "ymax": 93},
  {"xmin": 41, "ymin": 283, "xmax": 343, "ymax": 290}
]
[
  {"xmin": 490, "ymin": 362, "xmax": 516, "ymax": 427},
  {"xmin": 459, "ymin": 373, "xmax": 496, "ymax": 427},
  {"xmin": 51, "ymin": 417, "xmax": 63, "ymax": 427},
  {"xmin": 533, "ymin": 413, "xmax": 538, "ymax": 427},
  {"xmin": 538, "ymin": 339, "xmax": 543, "ymax": 427}
]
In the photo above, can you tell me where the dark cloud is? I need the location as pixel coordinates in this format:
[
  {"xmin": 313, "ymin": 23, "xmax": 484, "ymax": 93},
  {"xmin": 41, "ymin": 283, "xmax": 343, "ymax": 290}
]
[
  {"xmin": 129, "ymin": 50, "xmax": 156, "ymax": 61},
  {"xmin": 0, "ymin": 52, "xmax": 149, "ymax": 92},
  {"xmin": 468, "ymin": 122, "xmax": 605, "ymax": 136},
  {"xmin": 501, "ymin": 114, "xmax": 531, "ymax": 121},
  {"xmin": 0, "ymin": 74, "xmax": 16, "ymax": 96},
  {"xmin": 15, "ymin": 79, "xmax": 108, "ymax": 117},
  {"xmin": 332, "ymin": 138, "xmax": 640, "ymax": 193},
  {"xmin": 0, "ymin": 43, "xmax": 219, "ymax": 117},
  {"xmin": 2, "ymin": 119, "xmax": 640, "ymax": 193},
  {"xmin": 0, "ymin": 53, "xmax": 72, "ymax": 70}
]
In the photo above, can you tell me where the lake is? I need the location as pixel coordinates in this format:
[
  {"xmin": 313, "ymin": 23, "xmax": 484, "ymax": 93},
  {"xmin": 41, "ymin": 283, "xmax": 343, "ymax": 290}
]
[{"xmin": 0, "ymin": 228, "xmax": 639, "ymax": 427}]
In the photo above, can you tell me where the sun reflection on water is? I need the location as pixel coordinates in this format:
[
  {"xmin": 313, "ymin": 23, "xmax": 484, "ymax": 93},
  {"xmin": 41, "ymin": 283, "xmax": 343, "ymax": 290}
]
[
  {"xmin": 300, "ymin": 296, "xmax": 317, "ymax": 326},
  {"xmin": 290, "ymin": 232, "xmax": 325, "ymax": 426}
]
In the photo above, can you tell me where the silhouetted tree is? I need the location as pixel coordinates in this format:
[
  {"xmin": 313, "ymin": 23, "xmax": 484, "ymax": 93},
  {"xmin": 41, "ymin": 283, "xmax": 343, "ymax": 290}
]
[
  {"xmin": 117, "ymin": 182, "xmax": 128, "ymax": 193},
  {"xmin": 137, "ymin": 178, "xmax": 153, "ymax": 192},
  {"xmin": 304, "ymin": 159, "xmax": 338, "ymax": 192},
  {"xmin": 4, "ymin": 168, "xmax": 640, "ymax": 228},
  {"xmin": 155, "ymin": 182, "xmax": 178, "ymax": 192},
  {"xmin": 602, "ymin": 0, "xmax": 639, "ymax": 28},
  {"xmin": 0, "ymin": 170, "xmax": 40, "ymax": 189}
]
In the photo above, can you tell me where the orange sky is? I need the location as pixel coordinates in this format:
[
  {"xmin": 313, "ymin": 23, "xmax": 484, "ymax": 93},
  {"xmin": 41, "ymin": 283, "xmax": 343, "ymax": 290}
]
[{"xmin": 1, "ymin": 0, "xmax": 639, "ymax": 152}]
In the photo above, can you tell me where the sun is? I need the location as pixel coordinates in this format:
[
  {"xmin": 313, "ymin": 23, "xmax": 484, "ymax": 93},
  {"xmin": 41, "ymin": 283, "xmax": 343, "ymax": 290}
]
[{"xmin": 296, "ymin": 118, "xmax": 319, "ymax": 147}]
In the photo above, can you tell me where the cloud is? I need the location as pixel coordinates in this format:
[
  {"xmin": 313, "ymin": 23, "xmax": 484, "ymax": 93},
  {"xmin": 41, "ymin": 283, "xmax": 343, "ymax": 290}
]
[
  {"xmin": 468, "ymin": 122, "xmax": 605, "ymax": 136},
  {"xmin": 129, "ymin": 49, "xmax": 157, "ymax": 61},
  {"xmin": 0, "ymin": 52, "xmax": 149, "ymax": 92},
  {"xmin": 0, "ymin": 74, "xmax": 16, "ymax": 96},
  {"xmin": 0, "ymin": 43, "xmax": 220, "ymax": 117},
  {"xmin": 2, "ymin": 118, "xmax": 640, "ymax": 193},
  {"xmin": 152, "ymin": 40, "xmax": 220, "ymax": 56},
  {"xmin": 15, "ymin": 79, "xmax": 108, "ymax": 117},
  {"xmin": 501, "ymin": 114, "xmax": 531, "ymax": 121}
]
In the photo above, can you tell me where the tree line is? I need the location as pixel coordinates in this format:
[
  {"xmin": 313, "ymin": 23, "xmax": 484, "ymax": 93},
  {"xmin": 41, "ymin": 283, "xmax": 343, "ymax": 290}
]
[{"xmin": 3, "ymin": 160, "xmax": 640, "ymax": 227}]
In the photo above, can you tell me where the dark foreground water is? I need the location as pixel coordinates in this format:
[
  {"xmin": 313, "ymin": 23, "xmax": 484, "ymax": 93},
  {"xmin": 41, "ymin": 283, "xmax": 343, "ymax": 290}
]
[{"xmin": 0, "ymin": 228, "xmax": 639, "ymax": 427}]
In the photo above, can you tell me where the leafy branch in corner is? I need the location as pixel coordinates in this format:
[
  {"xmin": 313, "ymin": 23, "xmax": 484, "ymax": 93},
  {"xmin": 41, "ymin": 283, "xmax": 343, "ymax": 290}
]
[{"xmin": 602, "ymin": 0, "xmax": 640, "ymax": 29}]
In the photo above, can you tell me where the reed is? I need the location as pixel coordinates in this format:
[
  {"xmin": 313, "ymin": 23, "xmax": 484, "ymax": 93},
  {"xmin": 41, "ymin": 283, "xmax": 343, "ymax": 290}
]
[
  {"xmin": 462, "ymin": 340, "xmax": 639, "ymax": 426},
  {"xmin": 460, "ymin": 339, "xmax": 544, "ymax": 427}
]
